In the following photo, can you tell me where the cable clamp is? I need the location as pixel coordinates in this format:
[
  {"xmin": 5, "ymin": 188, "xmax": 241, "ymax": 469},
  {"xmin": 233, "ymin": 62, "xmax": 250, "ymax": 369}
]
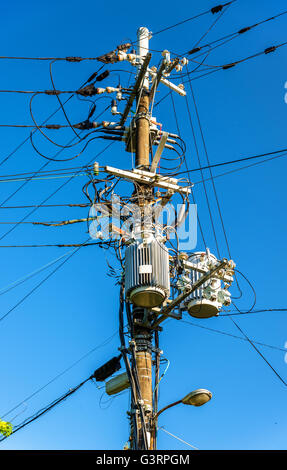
[
  {"xmin": 66, "ymin": 56, "xmax": 83, "ymax": 62},
  {"xmin": 211, "ymin": 4, "xmax": 223, "ymax": 14},
  {"xmin": 134, "ymin": 111, "xmax": 151, "ymax": 123},
  {"xmin": 265, "ymin": 46, "xmax": 276, "ymax": 54}
]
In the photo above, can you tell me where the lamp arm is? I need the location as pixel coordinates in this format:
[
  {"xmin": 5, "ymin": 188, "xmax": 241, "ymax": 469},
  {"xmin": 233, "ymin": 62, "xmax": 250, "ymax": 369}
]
[{"xmin": 155, "ymin": 399, "xmax": 182, "ymax": 418}]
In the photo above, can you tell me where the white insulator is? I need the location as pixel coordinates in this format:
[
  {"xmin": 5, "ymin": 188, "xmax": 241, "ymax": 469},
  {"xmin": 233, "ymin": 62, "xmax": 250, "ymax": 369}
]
[
  {"xmin": 96, "ymin": 88, "xmax": 105, "ymax": 94},
  {"xmin": 127, "ymin": 53, "xmax": 136, "ymax": 62},
  {"xmin": 106, "ymin": 87, "xmax": 118, "ymax": 93},
  {"xmin": 161, "ymin": 49, "xmax": 170, "ymax": 64},
  {"xmin": 180, "ymin": 57, "xmax": 189, "ymax": 66},
  {"xmin": 92, "ymin": 121, "xmax": 101, "ymax": 128},
  {"xmin": 118, "ymin": 51, "xmax": 127, "ymax": 61},
  {"xmin": 101, "ymin": 121, "xmax": 116, "ymax": 128},
  {"xmin": 175, "ymin": 64, "xmax": 183, "ymax": 72}
]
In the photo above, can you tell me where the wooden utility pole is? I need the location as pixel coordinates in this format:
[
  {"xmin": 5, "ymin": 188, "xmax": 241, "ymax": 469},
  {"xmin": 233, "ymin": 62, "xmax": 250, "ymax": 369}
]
[
  {"xmin": 133, "ymin": 26, "xmax": 155, "ymax": 450},
  {"xmin": 135, "ymin": 26, "xmax": 150, "ymax": 170}
]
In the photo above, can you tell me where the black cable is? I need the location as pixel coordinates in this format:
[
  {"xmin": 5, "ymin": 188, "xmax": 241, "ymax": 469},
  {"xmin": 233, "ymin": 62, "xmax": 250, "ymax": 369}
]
[
  {"xmin": 185, "ymin": 8, "xmax": 287, "ymax": 58},
  {"xmin": 1, "ymin": 145, "xmax": 286, "ymax": 182},
  {"xmin": 0, "ymin": 203, "xmax": 89, "ymax": 209},
  {"xmin": 171, "ymin": 146, "xmax": 287, "ymax": 177},
  {"xmin": 191, "ymin": 150, "xmax": 287, "ymax": 186},
  {"xmin": 231, "ymin": 269, "xmax": 257, "ymax": 312},
  {"xmin": 191, "ymin": 0, "xmax": 233, "ymax": 50},
  {"xmin": 1, "ymin": 331, "xmax": 118, "ymax": 420},
  {"xmin": 0, "ymin": 91, "xmax": 108, "ymax": 219},
  {"xmin": 123, "ymin": 299, "xmax": 149, "ymax": 450},
  {"xmin": 183, "ymin": 40, "xmax": 287, "ymax": 83},
  {"xmin": 221, "ymin": 308, "xmax": 287, "ymax": 317},
  {"xmin": 181, "ymin": 319, "xmax": 286, "ymax": 353},
  {"xmin": 153, "ymin": 331, "xmax": 160, "ymax": 449},
  {"xmin": 169, "ymin": 91, "xmax": 207, "ymax": 250},
  {"xmin": 181, "ymin": 80, "xmax": 221, "ymax": 256},
  {"xmin": 0, "ymin": 139, "xmax": 114, "ymax": 243},
  {"xmin": 0, "ymin": 63, "xmax": 105, "ymax": 170},
  {"xmin": 0, "ymin": 239, "xmax": 90, "ymax": 324},
  {"xmin": 0, "ymin": 375, "xmax": 93, "ymax": 442},
  {"xmin": 187, "ymin": 76, "xmax": 237, "ymax": 279},
  {"xmin": 151, "ymin": 1, "xmax": 237, "ymax": 37},
  {"xmin": 229, "ymin": 317, "xmax": 287, "ymax": 388},
  {"xmin": 0, "ymin": 243, "xmax": 101, "ymax": 248},
  {"xmin": 118, "ymin": 286, "xmax": 140, "ymax": 450}
]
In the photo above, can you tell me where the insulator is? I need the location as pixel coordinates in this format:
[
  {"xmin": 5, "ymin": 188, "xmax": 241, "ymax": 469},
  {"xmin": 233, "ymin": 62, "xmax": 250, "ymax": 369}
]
[
  {"xmin": 93, "ymin": 161, "xmax": 99, "ymax": 175},
  {"xmin": 125, "ymin": 238, "xmax": 170, "ymax": 308},
  {"xmin": 111, "ymin": 99, "xmax": 118, "ymax": 115}
]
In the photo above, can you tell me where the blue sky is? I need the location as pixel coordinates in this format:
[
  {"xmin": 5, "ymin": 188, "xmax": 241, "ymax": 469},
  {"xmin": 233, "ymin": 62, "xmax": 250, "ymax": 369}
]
[{"xmin": 0, "ymin": 0, "xmax": 287, "ymax": 450}]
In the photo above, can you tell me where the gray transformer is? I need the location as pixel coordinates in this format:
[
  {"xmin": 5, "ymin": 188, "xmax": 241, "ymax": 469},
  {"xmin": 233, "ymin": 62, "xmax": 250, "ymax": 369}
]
[{"xmin": 125, "ymin": 238, "xmax": 170, "ymax": 308}]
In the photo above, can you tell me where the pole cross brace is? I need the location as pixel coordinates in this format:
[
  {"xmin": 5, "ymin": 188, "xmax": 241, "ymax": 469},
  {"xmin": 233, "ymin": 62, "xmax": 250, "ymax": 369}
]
[{"xmin": 119, "ymin": 53, "xmax": 152, "ymax": 126}]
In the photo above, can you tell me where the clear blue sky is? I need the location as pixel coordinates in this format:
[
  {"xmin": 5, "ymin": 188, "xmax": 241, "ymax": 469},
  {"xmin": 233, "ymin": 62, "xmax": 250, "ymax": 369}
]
[{"xmin": 0, "ymin": 0, "xmax": 287, "ymax": 450}]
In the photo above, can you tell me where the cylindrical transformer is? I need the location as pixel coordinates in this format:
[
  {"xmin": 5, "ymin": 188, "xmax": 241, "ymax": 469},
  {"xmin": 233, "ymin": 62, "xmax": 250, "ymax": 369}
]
[
  {"xmin": 125, "ymin": 238, "xmax": 170, "ymax": 308},
  {"xmin": 105, "ymin": 372, "xmax": 130, "ymax": 396},
  {"xmin": 186, "ymin": 251, "xmax": 221, "ymax": 319}
]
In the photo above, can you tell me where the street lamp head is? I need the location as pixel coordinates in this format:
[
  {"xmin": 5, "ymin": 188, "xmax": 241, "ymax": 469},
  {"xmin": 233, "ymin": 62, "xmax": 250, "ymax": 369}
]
[{"xmin": 182, "ymin": 389, "xmax": 212, "ymax": 407}]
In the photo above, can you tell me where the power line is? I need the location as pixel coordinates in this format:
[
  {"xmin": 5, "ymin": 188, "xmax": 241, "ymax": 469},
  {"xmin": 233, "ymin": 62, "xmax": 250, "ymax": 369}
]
[
  {"xmin": 0, "ymin": 249, "xmax": 81, "ymax": 296},
  {"xmin": 184, "ymin": 8, "xmax": 287, "ymax": 58},
  {"xmin": 181, "ymin": 74, "xmax": 221, "ymax": 256},
  {"xmin": 191, "ymin": 0, "xmax": 234, "ymax": 50},
  {"xmin": 158, "ymin": 426, "xmax": 199, "ymax": 450},
  {"xmin": 0, "ymin": 64, "xmax": 106, "ymax": 173},
  {"xmin": 0, "ymin": 146, "xmax": 286, "ymax": 184},
  {"xmin": 1, "ymin": 331, "xmax": 118, "ymax": 420},
  {"xmin": 221, "ymin": 308, "xmax": 287, "ymax": 317},
  {"xmin": 152, "ymin": 1, "xmax": 237, "ymax": 37},
  {"xmin": 229, "ymin": 317, "xmax": 287, "ymax": 387},
  {"xmin": 192, "ymin": 150, "xmax": 287, "ymax": 186},
  {"xmin": 172, "ymin": 147, "xmax": 287, "ymax": 177},
  {"xmin": 0, "ymin": 243, "xmax": 101, "ymax": 248},
  {"xmin": 183, "ymin": 40, "xmax": 287, "ymax": 82},
  {"xmin": 181, "ymin": 319, "xmax": 286, "ymax": 353},
  {"xmin": 0, "ymin": 203, "xmax": 90, "ymax": 209},
  {"xmin": 0, "ymin": 375, "xmax": 94, "ymax": 443},
  {"xmin": 0, "ymin": 140, "xmax": 114, "ymax": 242},
  {"xmin": 0, "ymin": 240, "xmax": 88, "ymax": 324}
]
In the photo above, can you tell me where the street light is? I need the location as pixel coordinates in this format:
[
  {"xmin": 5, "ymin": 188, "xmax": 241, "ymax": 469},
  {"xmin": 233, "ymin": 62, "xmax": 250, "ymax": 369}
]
[{"xmin": 156, "ymin": 389, "xmax": 212, "ymax": 418}]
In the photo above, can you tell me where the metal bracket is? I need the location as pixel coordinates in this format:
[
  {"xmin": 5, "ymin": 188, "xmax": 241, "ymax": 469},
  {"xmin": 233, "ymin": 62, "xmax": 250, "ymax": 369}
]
[
  {"xmin": 104, "ymin": 165, "xmax": 192, "ymax": 195},
  {"xmin": 151, "ymin": 259, "xmax": 229, "ymax": 327},
  {"xmin": 150, "ymin": 131, "xmax": 169, "ymax": 172},
  {"xmin": 148, "ymin": 67, "xmax": 186, "ymax": 96}
]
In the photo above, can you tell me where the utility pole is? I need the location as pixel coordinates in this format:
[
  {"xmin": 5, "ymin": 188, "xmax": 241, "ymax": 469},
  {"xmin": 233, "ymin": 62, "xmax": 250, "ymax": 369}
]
[
  {"xmin": 133, "ymin": 26, "xmax": 154, "ymax": 450},
  {"xmin": 135, "ymin": 27, "xmax": 150, "ymax": 170},
  {"xmin": 90, "ymin": 22, "xmax": 236, "ymax": 450}
]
